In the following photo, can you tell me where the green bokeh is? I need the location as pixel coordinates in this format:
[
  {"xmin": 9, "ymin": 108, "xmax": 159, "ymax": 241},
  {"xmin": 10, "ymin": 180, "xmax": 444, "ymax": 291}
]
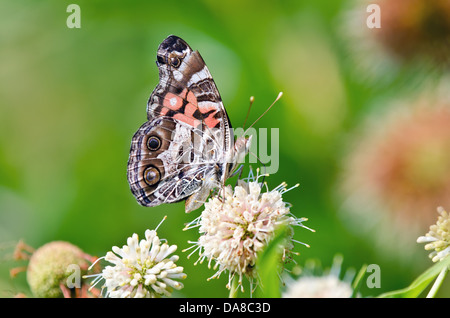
[{"xmin": 0, "ymin": 0, "xmax": 447, "ymax": 297}]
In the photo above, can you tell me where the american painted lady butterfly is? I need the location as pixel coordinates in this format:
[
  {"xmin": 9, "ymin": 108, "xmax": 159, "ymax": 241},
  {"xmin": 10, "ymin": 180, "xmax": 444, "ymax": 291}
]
[{"xmin": 127, "ymin": 35, "xmax": 251, "ymax": 212}]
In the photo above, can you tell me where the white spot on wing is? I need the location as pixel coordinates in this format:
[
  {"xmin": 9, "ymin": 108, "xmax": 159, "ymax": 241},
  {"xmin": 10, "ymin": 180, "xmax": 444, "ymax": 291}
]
[
  {"xmin": 173, "ymin": 70, "xmax": 183, "ymax": 81},
  {"xmin": 187, "ymin": 66, "xmax": 210, "ymax": 87}
]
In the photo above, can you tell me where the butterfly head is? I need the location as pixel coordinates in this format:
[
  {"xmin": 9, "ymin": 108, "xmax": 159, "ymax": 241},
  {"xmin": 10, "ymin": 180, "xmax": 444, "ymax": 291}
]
[{"xmin": 235, "ymin": 134, "xmax": 252, "ymax": 156}]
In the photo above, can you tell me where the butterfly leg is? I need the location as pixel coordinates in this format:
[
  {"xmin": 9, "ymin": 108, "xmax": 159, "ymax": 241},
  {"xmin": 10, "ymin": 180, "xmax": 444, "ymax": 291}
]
[
  {"xmin": 248, "ymin": 151, "xmax": 267, "ymax": 187},
  {"xmin": 221, "ymin": 179, "xmax": 226, "ymax": 204},
  {"xmin": 230, "ymin": 164, "xmax": 244, "ymax": 187}
]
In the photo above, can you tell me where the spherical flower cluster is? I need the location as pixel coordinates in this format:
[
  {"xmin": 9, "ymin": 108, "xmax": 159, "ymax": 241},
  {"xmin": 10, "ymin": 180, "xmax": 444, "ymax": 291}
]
[
  {"xmin": 283, "ymin": 275, "xmax": 353, "ymax": 298},
  {"xmin": 184, "ymin": 171, "xmax": 313, "ymax": 292},
  {"xmin": 417, "ymin": 207, "xmax": 450, "ymax": 262},
  {"xmin": 282, "ymin": 255, "xmax": 355, "ymax": 298},
  {"xmin": 26, "ymin": 241, "xmax": 92, "ymax": 298},
  {"xmin": 340, "ymin": 0, "xmax": 450, "ymax": 81},
  {"xmin": 339, "ymin": 86, "xmax": 450, "ymax": 251},
  {"xmin": 87, "ymin": 220, "xmax": 186, "ymax": 298}
]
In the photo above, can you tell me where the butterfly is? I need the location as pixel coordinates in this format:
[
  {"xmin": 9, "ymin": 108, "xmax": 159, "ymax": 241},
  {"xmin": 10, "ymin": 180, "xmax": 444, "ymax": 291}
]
[{"xmin": 127, "ymin": 35, "xmax": 251, "ymax": 212}]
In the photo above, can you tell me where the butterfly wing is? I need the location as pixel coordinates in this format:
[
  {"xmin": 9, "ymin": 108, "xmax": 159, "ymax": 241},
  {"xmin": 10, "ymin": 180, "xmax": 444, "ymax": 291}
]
[
  {"xmin": 127, "ymin": 35, "xmax": 233, "ymax": 211},
  {"xmin": 148, "ymin": 35, "xmax": 233, "ymax": 147}
]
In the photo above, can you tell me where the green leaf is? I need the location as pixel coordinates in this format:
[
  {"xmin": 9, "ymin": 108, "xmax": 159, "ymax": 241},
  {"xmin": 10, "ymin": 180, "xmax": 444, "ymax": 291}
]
[
  {"xmin": 377, "ymin": 256, "xmax": 450, "ymax": 298},
  {"xmin": 254, "ymin": 226, "xmax": 289, "ymax": 298}
]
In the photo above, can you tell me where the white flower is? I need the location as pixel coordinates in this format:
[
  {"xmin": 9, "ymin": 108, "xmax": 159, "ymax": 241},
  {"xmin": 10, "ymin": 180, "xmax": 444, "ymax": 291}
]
[
  {"xmin": 417, "ymin": 207, "xmax": 450, "ymax": 262},
  {"xmin": 283, "ymin": 255, "xmax": 355, "ymax": 298},
  {"xmin": 184, "ymin": 169, "xmax": 313, "ymax": 293},
  {"xmin": 283, "ymin": 275, "xmax": 353, "ymax": 298},
  {"xmin": 86, "ymin": 217, "xmax": 187, "ymax": 298}
]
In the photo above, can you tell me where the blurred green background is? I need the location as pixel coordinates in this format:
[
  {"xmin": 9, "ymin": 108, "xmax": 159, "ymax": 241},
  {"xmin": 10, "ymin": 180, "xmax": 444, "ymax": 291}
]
[{"xmin": 1, "ymin": 0, "xmax": 449, "ymax": 297}]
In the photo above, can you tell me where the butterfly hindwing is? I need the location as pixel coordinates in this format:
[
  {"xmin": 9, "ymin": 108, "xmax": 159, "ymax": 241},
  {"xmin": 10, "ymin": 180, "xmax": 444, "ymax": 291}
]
[{"xmin": 128, "ymin": 117, "xmax": 211, "ymax": 207}]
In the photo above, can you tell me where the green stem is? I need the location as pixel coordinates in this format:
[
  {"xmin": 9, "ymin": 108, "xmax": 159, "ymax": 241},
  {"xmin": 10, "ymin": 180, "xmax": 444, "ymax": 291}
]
[
  {"xmin": 426, "ymin": 265, "xmax": 448, "ymax": 298},
  {"xmin": 228, "ymin": 275, "xmax": 239, "ymax": 298},
  {"xmin": 351, "ymin": 264, "xmax": 368, "ymax": 298}
]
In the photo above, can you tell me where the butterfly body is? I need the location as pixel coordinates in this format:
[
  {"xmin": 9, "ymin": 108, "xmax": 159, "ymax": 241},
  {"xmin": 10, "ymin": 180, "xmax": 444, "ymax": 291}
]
[{"xmin": 127, "ymin": 35, "xmax": 250, "ymax": 212}]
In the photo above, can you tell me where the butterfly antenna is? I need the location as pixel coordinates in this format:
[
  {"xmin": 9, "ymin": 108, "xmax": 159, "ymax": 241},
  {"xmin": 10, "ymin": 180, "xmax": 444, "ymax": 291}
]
[
  {"xmin": 242, "ymin": 96, "xmax": 255, "ymax": 131},
  {"xmin": 244, "ymin": 92, "xmax": 283, "ymax": 136}
]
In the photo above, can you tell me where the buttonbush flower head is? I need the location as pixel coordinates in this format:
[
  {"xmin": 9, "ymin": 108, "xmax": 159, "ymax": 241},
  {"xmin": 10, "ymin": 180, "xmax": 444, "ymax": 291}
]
[
  {"xmin": 340, "ymin": 0, "xmax": 450, "ymax": 82},
  {"xmin": 11, "ymin": 240, "xmax": 96, "ymax": 298},
  {"xmin": 86, "ymin": 217, "xmax": 187, "ymax": 298},
  {"xmin": 283, "ymin": 275, "xmax": 353, "ymax": 298},
  {"xmin": 184, "ymin": 169, "xmax": 313, "ymax": 293},
  {"xmin": 283, "ymin": 255, "xmax": 355, "ymax": 298},
  {"xmin": 417, "ymin": 207, "xmax": 450, "ymax": 262},
  {"xmin": 339, "ymin": 84, "xmax": 450, "ymax": 252}
]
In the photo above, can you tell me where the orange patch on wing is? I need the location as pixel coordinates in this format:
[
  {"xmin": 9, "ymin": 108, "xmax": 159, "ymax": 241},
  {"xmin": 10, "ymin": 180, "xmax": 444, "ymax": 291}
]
[
  {"xmin": 174, "ymin": 113, "xmax": 201, "ymax": 128},
  {"xmin": 163, "ymin": 93, "xmax": 183, "ymax": 111},
  {"xmin": 186, "ymin": 91, "xmax": 197, "ymax": 105},
  {"xmin": 185, "ymin": 103, "xmax": 197, "ymax": 117},
  {"xmin": 184, "ymin": 90, "xmax": 199, "ymax": 119},
  {"xmin": 161, "ymin": 89, "xmax": 188, "ymax": 115},
  {"xmin": 204, "ymin": 112, "xmax": 220, "ymax": 128}
]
